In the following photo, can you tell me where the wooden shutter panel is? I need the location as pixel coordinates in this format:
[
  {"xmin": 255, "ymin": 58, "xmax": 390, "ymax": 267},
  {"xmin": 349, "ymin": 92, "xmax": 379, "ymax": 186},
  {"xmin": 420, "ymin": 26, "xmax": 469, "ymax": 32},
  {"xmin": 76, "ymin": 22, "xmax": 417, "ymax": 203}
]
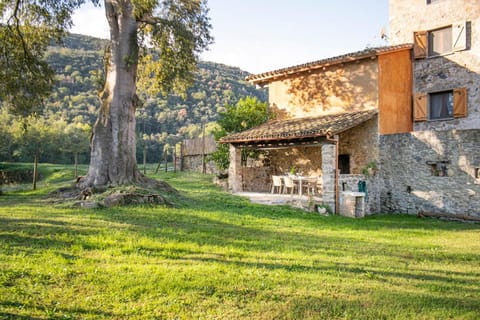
[
  {"xmin": 452, "ymin": 22, "xmax": 467, "ymax": 52},
  {"xmin": 413, "ymin": 31, "xmax": 427, "ymax": 59},
  {"xmin": 453, "ymin": 88, "xmax": 467, "ymax": 118},
  {"xmin": 413, "ymin": 93, "xmax": 427, "ymax": 121}
]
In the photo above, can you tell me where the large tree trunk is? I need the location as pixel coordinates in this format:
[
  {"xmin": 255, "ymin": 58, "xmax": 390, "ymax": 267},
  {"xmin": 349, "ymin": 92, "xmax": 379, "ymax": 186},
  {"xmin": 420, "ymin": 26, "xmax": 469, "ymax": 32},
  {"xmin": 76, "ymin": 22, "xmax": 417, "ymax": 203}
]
[{"xmin": 79, "ymin": 0, "xmax": 144, "ymax": 189}]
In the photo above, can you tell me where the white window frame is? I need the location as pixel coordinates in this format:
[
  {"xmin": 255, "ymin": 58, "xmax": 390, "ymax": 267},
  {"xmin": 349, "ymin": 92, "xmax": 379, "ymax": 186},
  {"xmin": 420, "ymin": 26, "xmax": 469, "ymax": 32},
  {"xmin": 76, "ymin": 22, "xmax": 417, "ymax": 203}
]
[
  {"xmin": 413, "ymin": 22, "xmax": 467, "ymax": 59},
  {"xmin": 428, "ymin": 26, "xmax": 452, "ymax": 57}
]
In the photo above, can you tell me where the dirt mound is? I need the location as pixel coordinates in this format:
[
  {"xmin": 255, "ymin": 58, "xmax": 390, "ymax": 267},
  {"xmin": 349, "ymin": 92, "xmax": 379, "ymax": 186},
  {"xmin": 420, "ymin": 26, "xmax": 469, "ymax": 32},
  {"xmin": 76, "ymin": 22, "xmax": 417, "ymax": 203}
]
[{"xmin": 48, "ymin": 179, "xmax": 179, "ymax": 208}]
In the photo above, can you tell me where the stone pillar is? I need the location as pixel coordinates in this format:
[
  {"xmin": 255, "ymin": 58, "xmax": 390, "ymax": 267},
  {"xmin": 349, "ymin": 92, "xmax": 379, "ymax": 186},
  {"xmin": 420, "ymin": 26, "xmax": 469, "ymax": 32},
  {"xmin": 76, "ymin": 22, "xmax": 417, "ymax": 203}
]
[
  {"xmin": 322, "ymin": 144, "xmax": 336, "ymax": 213},
  {"xmin": 228, "ymin": 144, "xmax": 243, "ymax": 192}
]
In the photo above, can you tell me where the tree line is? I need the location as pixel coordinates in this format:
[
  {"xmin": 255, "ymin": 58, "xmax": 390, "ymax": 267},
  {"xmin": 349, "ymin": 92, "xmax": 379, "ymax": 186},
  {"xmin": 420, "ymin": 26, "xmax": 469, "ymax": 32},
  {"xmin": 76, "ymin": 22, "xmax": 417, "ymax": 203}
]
[{"xmin": 0, "ymin": 34, "xmax": 267, "ymax": 166}]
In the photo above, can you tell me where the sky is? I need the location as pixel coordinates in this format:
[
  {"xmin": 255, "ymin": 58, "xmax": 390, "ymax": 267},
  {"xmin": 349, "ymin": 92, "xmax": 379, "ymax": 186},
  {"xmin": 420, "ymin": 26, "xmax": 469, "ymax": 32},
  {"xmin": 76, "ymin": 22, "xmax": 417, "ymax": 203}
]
[{"xmin": 71, "ymin": 1, "xmax": 389, "ymax": 74}]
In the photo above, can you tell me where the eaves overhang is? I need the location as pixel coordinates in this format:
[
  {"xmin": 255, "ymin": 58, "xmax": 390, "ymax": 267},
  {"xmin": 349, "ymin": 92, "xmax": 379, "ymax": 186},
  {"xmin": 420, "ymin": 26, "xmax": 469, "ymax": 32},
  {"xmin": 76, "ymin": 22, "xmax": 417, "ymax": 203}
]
[
  {"xmin": 246, "ymin": 44, "xmax": 413, "ymax": 86},
  {"xmin": 220, "ymin": 109, "xmax": 378, "ymax": 145}
]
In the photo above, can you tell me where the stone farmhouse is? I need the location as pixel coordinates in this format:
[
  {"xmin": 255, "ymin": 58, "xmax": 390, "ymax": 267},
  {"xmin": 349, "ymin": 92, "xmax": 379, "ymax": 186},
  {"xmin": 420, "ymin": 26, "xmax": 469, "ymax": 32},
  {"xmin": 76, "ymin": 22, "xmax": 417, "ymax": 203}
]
[{"xmin": 221, "ymin": 0, "xmax": 480, "ymax": 218}]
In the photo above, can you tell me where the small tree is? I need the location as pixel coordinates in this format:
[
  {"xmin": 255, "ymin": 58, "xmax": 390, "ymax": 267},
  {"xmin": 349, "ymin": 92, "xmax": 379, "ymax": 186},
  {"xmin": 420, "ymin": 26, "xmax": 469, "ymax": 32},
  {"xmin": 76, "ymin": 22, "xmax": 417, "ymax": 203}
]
[
  {"xmin": 11, "ymin": 116, "xmax": 57, "ymax": 190},
  {"xmin": 62, "ymin": 121, "xmax": 91, "ymax": 178},
  {"xmin": 0, "ymin": 107, "xmax": 15, "ymax": 161},
  {"xmin": 210, "ymin": 96, "xmax": 270, "ymax": 170}
]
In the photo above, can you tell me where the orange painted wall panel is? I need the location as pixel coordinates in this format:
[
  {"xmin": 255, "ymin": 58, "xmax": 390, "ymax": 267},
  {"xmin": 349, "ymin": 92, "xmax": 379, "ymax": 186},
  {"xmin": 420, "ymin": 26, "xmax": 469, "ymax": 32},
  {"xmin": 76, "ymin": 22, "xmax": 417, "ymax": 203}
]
[{"xmin": 378, "ymin": 50, "xmax": 413, "ymax": 134}]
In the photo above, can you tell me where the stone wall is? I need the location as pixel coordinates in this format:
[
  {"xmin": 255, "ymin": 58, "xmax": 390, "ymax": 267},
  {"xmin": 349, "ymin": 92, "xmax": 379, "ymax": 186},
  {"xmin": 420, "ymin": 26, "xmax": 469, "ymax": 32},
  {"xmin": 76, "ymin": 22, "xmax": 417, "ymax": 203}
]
[
  {"xmin": 389, "ymin": 0, "xmax": 479, "ymax": 48},
  {"xmin": 181, "ymin": 155, "xmax": 217, "ymax": 174},
  {"xmin": 412, "ymin": 56, "xmax": 480, "ymax": 131},
  {"xmin": 389, "ymin": 0, "xmax": 480, "ymax": 131},
  {"xmin": 228, "ymin": 145, "xmax": 243, "ymax": 192},
  {"xmin": 268, "ymin": 146, "xmax": 323, "ymax": 177},
  {"xmin": 379, "ymin": 129, "xmax": 480, "ymax": 217},
  {"xmin": 321, "ymin": 144, "xmax": 336, "ymax": 213},
  {"xmin": 242, "ymin": 167, "xmax": 271, "ymax": 192},
  {"xmin": 339, "ymin": 116, "xmax": 379, "ymax": 174}
]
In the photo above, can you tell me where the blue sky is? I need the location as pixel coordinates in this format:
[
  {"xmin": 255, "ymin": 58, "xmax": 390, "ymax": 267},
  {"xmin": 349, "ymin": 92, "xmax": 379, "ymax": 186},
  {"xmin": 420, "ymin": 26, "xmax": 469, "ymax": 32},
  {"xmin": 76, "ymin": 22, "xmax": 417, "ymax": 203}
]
[{"xmin": 71, "ymin": 1, "xmax": 389, "ymax": 74}]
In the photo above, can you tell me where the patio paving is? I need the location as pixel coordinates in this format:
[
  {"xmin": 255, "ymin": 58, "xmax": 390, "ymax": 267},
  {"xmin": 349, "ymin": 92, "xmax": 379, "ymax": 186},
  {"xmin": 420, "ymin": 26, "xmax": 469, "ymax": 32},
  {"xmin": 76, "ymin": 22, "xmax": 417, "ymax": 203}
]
[{"xmin": 234, "ymin": 191, "xmax": 323, "ymax": 208}]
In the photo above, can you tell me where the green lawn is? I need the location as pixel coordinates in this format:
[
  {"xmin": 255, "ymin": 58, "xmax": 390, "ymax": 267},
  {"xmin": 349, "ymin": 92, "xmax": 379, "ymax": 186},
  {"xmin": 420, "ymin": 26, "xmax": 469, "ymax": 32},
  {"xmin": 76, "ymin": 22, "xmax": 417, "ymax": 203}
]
[{"xmin": 1, "ymin": 164, "xmax": 479, "ymax": 319}]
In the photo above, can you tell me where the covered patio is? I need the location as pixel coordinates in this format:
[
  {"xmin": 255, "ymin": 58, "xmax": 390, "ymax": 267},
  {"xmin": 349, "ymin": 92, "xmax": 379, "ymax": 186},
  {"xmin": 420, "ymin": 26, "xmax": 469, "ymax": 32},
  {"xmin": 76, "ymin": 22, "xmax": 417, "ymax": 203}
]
[{"xmin": 221, "ymin": 109, "xmax": 378, "ymax": 213}]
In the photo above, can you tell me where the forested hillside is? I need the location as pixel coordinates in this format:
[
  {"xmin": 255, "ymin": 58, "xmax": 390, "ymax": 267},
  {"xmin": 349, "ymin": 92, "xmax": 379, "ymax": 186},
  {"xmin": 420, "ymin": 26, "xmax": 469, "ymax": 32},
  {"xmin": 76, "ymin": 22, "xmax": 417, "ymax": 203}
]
[{"xmin": 0, "ymin": 34, "xmax": 267, "ymax": 164}]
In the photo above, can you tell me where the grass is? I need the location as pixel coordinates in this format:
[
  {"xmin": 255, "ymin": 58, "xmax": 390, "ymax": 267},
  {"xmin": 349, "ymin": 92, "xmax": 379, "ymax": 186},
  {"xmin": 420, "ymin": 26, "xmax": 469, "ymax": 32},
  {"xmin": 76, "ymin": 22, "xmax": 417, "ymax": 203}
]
[{"xmin": 1, "ymin": 163, "xmax": 479, "ymax": 319}]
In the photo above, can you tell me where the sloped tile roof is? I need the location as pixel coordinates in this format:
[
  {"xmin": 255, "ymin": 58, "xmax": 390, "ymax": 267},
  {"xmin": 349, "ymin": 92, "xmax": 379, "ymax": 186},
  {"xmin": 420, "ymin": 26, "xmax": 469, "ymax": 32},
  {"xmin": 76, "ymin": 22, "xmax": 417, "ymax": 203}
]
[
  {"xmin": 221, "ymin": 109, "xmax": 378, "ymax": 144},
  {"xmin": 246, "ymin": 44, "xmax": 413, "ymax": 85}
]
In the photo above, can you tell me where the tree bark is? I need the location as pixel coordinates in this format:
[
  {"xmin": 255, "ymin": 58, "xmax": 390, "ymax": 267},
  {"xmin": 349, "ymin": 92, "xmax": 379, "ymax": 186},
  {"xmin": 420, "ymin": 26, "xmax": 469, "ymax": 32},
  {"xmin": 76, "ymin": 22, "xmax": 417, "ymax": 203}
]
[{"xmin": 78, "ymin": 0, "xmax": 144, "ymax": 189}]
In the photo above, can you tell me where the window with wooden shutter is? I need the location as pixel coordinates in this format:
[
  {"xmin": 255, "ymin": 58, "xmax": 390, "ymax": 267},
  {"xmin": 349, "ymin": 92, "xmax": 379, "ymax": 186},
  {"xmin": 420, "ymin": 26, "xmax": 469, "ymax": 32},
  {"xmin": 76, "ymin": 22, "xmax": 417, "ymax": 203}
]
[
  {"xmin": 413, "ymin": 93, "xmax": 427, "ymax": 121},
  {"xmin": 453, "ymin": 87, "xmax": 467, "ymax": 118},
  {"xmin": 452, "ymin": 22, "xmax": 467, "ymax": 52},
  {"xmin": 428, "ymin": 26, "xmax": 452, "ymax": 56},
  {"xmin": 429, "ymin": 91, "xmax": 453, "ymax": 119},
  {"xmin": 415, "ymin": 22, "xmax": 468, "ymax": 58},
  {"xmin": 413, "ymin": 31, "xmax": 427, "ymax": 59}
]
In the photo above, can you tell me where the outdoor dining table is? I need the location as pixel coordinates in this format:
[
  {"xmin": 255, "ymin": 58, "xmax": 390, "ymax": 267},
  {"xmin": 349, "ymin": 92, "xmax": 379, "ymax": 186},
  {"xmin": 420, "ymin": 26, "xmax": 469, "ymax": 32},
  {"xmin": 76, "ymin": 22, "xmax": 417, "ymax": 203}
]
[{"xmin": 290, "ymin": 175, "xmax": 317, "ymax": 196}]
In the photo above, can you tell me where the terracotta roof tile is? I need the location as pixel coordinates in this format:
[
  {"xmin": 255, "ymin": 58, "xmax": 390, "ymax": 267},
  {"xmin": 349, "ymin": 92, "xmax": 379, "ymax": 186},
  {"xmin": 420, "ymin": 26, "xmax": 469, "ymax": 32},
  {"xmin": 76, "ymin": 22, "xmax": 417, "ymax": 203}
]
[
  {"xmin": 246, "ymin": 44, "xmax": 413, "ymax": 85},
  {"xmin": 221, "ymin": 109, "xmax": 378, "ymax": 144}
]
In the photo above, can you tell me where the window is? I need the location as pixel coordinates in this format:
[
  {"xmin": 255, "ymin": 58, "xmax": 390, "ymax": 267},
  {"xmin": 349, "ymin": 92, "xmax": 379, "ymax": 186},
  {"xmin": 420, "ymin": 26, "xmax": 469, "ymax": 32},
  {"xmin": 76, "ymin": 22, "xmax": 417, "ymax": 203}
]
[
  {"xmin": 338, "ymin": 155, "xmax": 350, "ymax": 174},
  {"xmin": 428, "ymin": 26, "xmax": 452, "ymax": 56},
  {"xmin": 414, "ymin": 22, "xmax": 467, "ymax": 59},
  {"xmin": 414, "ymin": 88, "xmax": 467, "ymax": 122},
  {"xmin": 429, "ymin": 91, "xmax": 453, "ymax": 120}
]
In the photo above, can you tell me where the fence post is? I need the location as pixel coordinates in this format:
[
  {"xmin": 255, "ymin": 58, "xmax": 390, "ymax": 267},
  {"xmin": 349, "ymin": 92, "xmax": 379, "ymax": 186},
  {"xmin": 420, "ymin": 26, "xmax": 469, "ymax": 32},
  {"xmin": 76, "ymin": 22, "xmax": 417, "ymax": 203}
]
[
  {"xmin": 180, "ymin": 142, "xmax": 184, "ymax": 172},
  {"xmin": 202, "ymin": 123, "xmax": 206, "ymax": 174},
  {"xmin": 164, "ymin": 149, "xmax": 168, "ymax": 172},
  {"xmin": 173, "ymin": 146, "xmax": 177, "ymax": 173}
]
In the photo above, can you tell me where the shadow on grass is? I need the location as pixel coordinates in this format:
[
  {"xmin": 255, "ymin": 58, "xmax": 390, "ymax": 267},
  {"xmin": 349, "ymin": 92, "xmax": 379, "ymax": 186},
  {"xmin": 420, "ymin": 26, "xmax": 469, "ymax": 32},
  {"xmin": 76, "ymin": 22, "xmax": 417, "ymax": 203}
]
[
  {"xmin": 0, "ymin": 300, "xmax": 116, "ymax": 319},
  {"xmin": 254, "ymin": 289, "xmax": 480, "ymax": 319},
  {"xmin": 1, "ymin": 170, "xmax": 480, "ymax": 318}
]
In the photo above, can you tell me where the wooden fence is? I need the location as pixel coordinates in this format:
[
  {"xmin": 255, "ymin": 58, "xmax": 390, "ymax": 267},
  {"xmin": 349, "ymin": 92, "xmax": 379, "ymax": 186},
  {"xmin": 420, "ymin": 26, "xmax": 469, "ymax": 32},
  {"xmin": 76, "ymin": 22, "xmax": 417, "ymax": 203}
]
[{"xmin": 179, "ymin": 135, "xmax": 218, "ymax": 173}]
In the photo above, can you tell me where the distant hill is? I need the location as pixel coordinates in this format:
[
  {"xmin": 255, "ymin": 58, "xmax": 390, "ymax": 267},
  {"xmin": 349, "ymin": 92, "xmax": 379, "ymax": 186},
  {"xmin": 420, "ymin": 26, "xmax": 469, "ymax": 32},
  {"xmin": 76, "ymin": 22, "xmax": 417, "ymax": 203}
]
[{"xmin": 44, "ymin": 34, "xmax": 267, "ymax": 162}]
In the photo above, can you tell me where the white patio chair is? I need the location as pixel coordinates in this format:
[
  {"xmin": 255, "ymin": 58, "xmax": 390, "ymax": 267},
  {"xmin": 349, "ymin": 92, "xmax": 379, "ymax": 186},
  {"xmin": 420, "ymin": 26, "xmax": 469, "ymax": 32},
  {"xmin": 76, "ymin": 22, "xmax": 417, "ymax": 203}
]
[
  {"xmin": 283, "ymin": 176, "xmax": 298, "ymax": 194},
  {"xmin": 271, "ymin": 175, "xmax": 284, "ymax": 194},
  {"xmin": 302, "ymin": 176, "xmax": 319, "ymax": 195}
]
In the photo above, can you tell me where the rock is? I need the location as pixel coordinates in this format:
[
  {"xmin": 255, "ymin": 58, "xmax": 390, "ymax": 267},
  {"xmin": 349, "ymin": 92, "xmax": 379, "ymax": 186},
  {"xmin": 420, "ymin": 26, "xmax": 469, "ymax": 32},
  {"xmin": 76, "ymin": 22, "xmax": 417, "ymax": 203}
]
[
  {"xmin": 81, "ymin": 201, "xmax": 100, "ymax": 209},
  {"xmin": 103, "ymin": 192, "xmax": 124, "ymax": 207}
]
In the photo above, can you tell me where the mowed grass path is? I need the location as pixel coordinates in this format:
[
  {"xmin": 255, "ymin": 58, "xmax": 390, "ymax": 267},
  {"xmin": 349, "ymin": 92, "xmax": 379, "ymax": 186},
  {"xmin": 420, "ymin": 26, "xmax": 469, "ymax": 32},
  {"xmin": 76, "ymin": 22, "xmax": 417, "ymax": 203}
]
[{"xmin": 1, "ymin": 165, "xmax": 479, "ymax": 319}]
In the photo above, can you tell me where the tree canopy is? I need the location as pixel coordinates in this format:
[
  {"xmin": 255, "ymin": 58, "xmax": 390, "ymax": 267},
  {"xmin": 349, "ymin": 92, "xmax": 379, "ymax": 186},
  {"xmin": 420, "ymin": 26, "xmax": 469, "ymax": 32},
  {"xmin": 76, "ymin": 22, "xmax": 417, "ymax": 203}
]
[
  {"xmin": 210, "ymin": 96, "xmax": 271, "ymax": 170},
  {"xmin": 0, "ymin": 0, "xmax": 100, "ymax": 116}
]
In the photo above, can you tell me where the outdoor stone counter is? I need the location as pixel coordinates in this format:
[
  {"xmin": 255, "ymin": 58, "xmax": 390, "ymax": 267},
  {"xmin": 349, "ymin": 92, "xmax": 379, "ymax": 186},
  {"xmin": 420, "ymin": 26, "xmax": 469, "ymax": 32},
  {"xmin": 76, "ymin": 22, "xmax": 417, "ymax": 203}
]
[{"xmin": 339, "ymin": 174, "xmax": 381, "ymax": 215}]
